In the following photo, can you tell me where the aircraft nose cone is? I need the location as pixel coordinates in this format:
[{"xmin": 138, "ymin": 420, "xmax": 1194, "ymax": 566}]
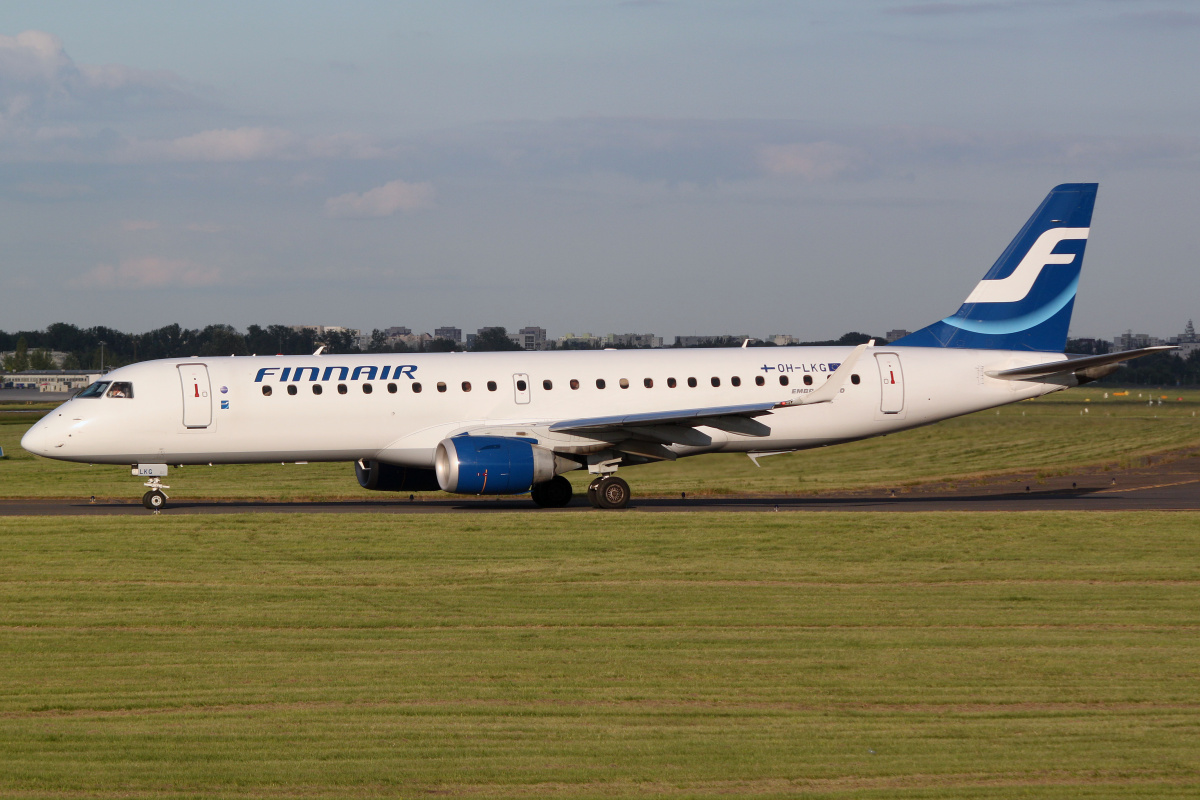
[{"xmin": 21, "ymin": 419, "xmax": 56, "ymax": 457}]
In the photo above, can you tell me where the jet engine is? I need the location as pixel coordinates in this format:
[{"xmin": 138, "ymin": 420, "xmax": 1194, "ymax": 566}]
[
  {"xmin": 435, "ymin": 436, "xmax": 573, "ymax": 494},
  {"xmin": 355, "ymin": 459, "xmax": 442, "ymax": 492}
]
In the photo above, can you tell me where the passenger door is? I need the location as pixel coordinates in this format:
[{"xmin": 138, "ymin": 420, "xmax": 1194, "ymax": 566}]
[
  {"xmin": 178, "ymin": 364, "xmax": 213, "ymax": 428},
  {"xmin": 875, "ymin": 353, "xmax": 905, "ymax": 414}
]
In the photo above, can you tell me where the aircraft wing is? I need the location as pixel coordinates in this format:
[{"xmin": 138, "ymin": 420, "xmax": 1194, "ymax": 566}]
[
  {"xmin": 985, "ymin": 346, "xmax": 1175, "ymax": 381},
  {"xmin": 549, "ymin": 401, "xmax": 779, "ymax": 436}
]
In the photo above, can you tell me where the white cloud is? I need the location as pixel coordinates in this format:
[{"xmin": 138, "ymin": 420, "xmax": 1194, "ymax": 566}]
[
  {"xmin": 758, "ymin": 142, "xmax": 863, "ymax": 180},
  {"xmin": 324, "ymin": 179, "xmax": 435, "ymax": 218},
  {"xmin": 69, "ymin": 257, "xmax": 223, "ymax": 290},
  {"xmin": 0, "ymin": 30, "xmax": 190, "ymax": 126},
  {"xmin": 122, "ymin": 127, "xmax": 296, "ymax": 162}
]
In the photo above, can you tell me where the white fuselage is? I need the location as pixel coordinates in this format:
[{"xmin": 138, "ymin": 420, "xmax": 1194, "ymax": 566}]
[{"xmin": 22, "ymin": 346, "xmax": 1066, "ymax": 468}]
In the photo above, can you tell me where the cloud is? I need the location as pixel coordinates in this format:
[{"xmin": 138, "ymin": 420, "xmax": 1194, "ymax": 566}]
[
  {"xmin": 0, "ymin": 30, "xmax": 192, "ymax": 126},
  {"xmin": 758, "ymin": 142, "xmax": 865, "ymax": 181},
  {"xmin": 69, "ymin": 257, "xmax": 223, "ymax": 290},
  {"xmin": 123, "ymin": 127, "xmax": 296, "ymax": 162},
  {"xmin": 324, "ymin": 179, "xmax": 435, "ymax": 218}
]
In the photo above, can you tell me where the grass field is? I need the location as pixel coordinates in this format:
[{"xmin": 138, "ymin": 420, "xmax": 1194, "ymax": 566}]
[
  {"xmin": 1, "ymin": 512, "xmax": 1197, "ymax": 798},
  {"xmin": 3, "ymin": 387, "xmax": 1199, "ymax": 502}
]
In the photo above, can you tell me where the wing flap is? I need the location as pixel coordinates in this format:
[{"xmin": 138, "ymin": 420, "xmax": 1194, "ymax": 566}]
[{"xmin": 549, "ymin": 401, "xmax": 778, "ymax": 434}]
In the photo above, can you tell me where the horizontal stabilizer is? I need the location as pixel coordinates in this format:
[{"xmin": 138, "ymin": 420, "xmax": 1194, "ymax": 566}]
[{"xmin": 985, "ymin": 346, "xmax": 1175, "ymax": 381}]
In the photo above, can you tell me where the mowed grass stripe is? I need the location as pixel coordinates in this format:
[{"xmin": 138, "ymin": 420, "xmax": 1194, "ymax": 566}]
[{"xmin": 0, "ymin": 512, "xmax": 1197, "ymax": 798}]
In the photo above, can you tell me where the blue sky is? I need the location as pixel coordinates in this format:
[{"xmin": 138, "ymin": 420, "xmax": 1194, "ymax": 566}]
[{"xmin": 1, "ymin": 1, "xmax": 1197, "ymax": 341}]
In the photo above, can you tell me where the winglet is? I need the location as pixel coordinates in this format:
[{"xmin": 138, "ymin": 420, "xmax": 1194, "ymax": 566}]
[{"xmin": 778, "ymin": 339, "xmax": 874, "ymax": 407}]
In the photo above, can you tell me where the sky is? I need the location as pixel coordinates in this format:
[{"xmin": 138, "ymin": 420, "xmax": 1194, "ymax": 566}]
[{"xmin": 1, "ymin": 0, "xmax": 1198, "ymax": 342}]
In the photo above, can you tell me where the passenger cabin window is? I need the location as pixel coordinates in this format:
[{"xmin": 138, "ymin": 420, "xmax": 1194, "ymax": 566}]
[
  {"xmin": 313, "ymin": 384, "xmax": 323, "ymax": 395},
  {"xmin": 516, "ymin": 379, "xmax": 527, "ymax": 392},
  {"xmin": 755, "ymin": 376, "xmax": 764, "ymax": 386},
  {"xmin": 543, "ymin": 380, "xmax": 552, "ymax": 390},
  {"xmin": 711, "ymin": 377, "xmax": 720, "ymax": 387},
  {"xmin": 337, "ymin": 384, "xmax": 348, "ymax": 394},
  {"xmin": 262, "ymin": 385, "xmax": 272, "ymax": 396},
  {"xmin": 780, "ymin": 375, "xmax": 790, "ymax": 386},
  {"xmin": 107, "ymin": 382, "xmax": 133, "ymax": 398},
  {"xmin": 851, "ymin": 374, "xmax": 860, "ymax": 385},
  {"xmin": 77, "ymin": 381, "xmax": 110, "ymax": 398},
  {"xmin": 667, "ymin": 377, "xmax": 677, "ymax": 388},
  {"xmin": 487, "ymin": 381, "xmax": 497, "ymax": 391},
  {"xmin": 619, "ymin": 378, "xmax": 629, "ymax": 389},
  {"xmin": 803, "ymin": 375, "xmax": 813, "ymax": 386},
  {"xmin": 412, "ymin": 382, "xmax": 422, "ymax": 393},
  {"xmin": 437, "ymin": 382, "xmax": 447, "ymax": 393},
  {"xmin": 596, "ymin": 378, "xmax": 606, "ymax": 389},
  {"xmin": 387, "ymin": 383, "xmax": 397, "ymax": 393},
  {"xmin": 363, "ymin": 383, "xmax": 373, "ymax": 394},
  {"xmin": 644, "ymin": 378, "xmax": 653, "ymax": 388},
  {"xmin": 687, "ymin": 377, "xmax": 697, "ymax": 388},
  {"xmin": 462, "ymin": 381, "xmax": 472, "ymax": 392},
  {"xmin": 287, "ymin": 385, "xmax": 298, "ymax": 396},
  {"xmin": 731, "ymin": 376, "xmax": 741, "ymax": 387},
  {"xmin": 570, "ymin": 379, "xmax": 580, "ymax": 390}
]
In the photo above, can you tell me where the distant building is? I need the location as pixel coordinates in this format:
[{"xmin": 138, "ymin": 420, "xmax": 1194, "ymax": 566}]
[
  {"xmin": 433, "ymin": 326, "xmax": 462, "ymax": 344},
  {"xmin": 382, "ymin": 326, "xmax": 412, "ymax": 337},
  {"xmin": 767, "ymin": 334, "xmax": 797, "ymax": 347},
  {"xmin": 557, "ymin": 332, "xmax": 603, "ymax": 348},
  {"xmin": 885, "ymin": 329, "xmax": 911, "ymax": 342},
  {"xmin": 606, "ymin": 333, "xmax": 663, "ymax": 348},
  {"xmin": 1, "ymin": 370, "xmax": 102, "ymax": 392},
  {"xmin": 1114, "ymin": 330, "xmax": 1160, "ymax": 351},
  {"xmin": 510, "ymin": 327, "xmax": 548, "ymax": 351}
]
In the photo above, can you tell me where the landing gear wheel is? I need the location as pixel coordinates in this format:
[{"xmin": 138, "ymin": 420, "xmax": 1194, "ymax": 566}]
[
  {"xmin": 587, "ymin": 477, "xmax": 603, "ymax": 508},
  {"xmin": 142, "ymin": 490, "xmax": 167, "ymax": 510},
  {"xmin": 530, "ymin": 475, "xmax": 573, "ymax": 508},
  {"xmin": 594, "ymin": 476, "xmax": 630, "ymax": 510}
]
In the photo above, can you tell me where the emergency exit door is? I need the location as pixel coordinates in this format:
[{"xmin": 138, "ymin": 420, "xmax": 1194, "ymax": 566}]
[
  {"xmin": 875, "ymin": 353, "xmax": 905, "ymax": 414},
  {"xmin": 178, "ymin": 364, "xmax": 212, "ymax": 428}
]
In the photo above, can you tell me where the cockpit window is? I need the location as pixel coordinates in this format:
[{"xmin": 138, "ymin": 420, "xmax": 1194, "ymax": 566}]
[
  {"xmin": 107, "ymin": 382, "xmax": 133, "ymax": 399},
  {"xmin": 77, "ymin": 381, "xmax": 110, "ymax": 398}
]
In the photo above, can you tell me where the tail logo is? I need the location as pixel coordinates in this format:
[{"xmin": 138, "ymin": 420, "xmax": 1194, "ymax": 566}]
[{"xmin": 963, "ymin": 227, "xmax": 1088, "ymax": 305}]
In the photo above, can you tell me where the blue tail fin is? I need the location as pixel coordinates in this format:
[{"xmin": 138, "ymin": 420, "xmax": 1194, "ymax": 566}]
[{"xmin": 892, "ymin": 183, "xmax": 1097, "ymax": 352}]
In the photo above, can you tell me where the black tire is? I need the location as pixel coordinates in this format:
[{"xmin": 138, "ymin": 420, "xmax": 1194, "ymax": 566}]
[
  {"xmin": 595, "ymin": 476, "xmax": 630, "ymax": 510},
  {"xmin": 587, "ymin": 477, "xmax": 603, "ymax": 508},
  {"xmin": 531, "ymin": 476, "xmax": 573, "ymax": 508},
  {"xmin": 143, "ymin": 490, "xmax": 166, "ymax": 510}
]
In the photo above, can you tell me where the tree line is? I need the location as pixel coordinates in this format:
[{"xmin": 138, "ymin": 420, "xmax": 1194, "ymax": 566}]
[{"xmin": 4, "ymin": 325, "xmax": 1197, "ymax": 385}]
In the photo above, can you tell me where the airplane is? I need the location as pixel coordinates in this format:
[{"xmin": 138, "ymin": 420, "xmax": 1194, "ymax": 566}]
[{"xmin": 22, "ymin": 183, "xmax": 1170, "ymax": 510}]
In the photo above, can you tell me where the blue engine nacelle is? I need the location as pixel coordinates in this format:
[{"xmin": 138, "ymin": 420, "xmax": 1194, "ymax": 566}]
[
  {"xmin": 355, "ymin": 459, "xmax": 443, "ymax": 492},
  {"xmin": 435, "ymin": 436, "xmax": 566, "ymax": 495}
]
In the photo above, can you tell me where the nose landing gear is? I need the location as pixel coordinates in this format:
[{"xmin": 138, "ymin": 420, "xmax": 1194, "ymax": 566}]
[
  {"xmin": 133, "ymin": 464, "xmax": 171, "ymax": 511},
  {"xmin": 141, "ymin": 477, "xmax": 170, "ymax": 510}
]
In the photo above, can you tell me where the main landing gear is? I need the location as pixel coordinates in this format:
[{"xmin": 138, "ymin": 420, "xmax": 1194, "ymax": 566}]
[
  {"xmin": 530, "ymin": 475, "xmax": 573, "ymax": 508},
  {"xmin": 587, "ymin": 475, "xmax": 630, "ymax": 510},
  {"xmin": 528, "ymin": 474, "xmax": 632, "ymax": 509}
]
